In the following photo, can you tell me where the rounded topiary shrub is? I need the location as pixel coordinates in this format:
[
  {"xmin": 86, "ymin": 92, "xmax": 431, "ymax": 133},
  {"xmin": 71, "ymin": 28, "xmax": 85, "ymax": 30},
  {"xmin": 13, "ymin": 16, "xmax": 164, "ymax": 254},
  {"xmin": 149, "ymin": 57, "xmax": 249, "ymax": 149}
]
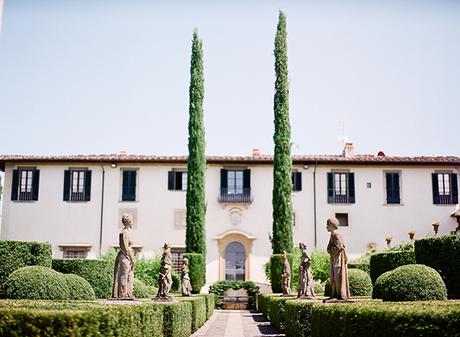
[
  {"xmin": 63, "ymin": 273, "xmax": 96, "ymax": 300},
  {"xmin": 4, "ymin": 266, "xmax": 70, "ymax": 300},
  {"xmin": 372, "ymin": 264, "xmax": 447, "ymax": 301},
  {"xmin": 324, "ymin": 268, "xmax": 373, "ymax": 297},
  {"xmin": 133, "ymin": 278, "xmax": 157, "ymax": 298}
]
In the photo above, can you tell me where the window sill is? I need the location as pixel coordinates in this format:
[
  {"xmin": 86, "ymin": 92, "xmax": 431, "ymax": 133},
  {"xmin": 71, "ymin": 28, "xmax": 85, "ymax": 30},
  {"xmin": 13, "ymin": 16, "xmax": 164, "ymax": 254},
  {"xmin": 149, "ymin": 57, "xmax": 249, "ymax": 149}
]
[
  {"xmin": 119, "ymin": 200, "xmax": 139, "ymax": 203},
  {"xmin": 64, "ymin": 201, "xmax": 90, "ymax": 203},
  {"xmin": 383, "ymin": 203, "xmax": 404, "ymax": 206},
  {"xmin": 12, "ymin": 200, "xmax": 37, "ymax": 203}
]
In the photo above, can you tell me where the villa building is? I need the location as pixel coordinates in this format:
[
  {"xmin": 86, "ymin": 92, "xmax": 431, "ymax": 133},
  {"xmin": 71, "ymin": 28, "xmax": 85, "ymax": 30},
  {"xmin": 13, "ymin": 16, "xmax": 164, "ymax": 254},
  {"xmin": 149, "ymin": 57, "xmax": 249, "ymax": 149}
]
[{"xmin": 1, "ymin": 144, "xmax": 459, "ymax": 286}]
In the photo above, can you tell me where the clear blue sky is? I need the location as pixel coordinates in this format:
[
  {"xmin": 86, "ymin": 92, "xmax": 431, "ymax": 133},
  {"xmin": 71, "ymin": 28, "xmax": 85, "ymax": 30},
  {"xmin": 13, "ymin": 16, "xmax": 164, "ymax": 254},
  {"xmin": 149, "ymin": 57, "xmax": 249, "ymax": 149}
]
[{"xmin": 0, "ymin": 0, "xmax": 459, "ymax": 157}]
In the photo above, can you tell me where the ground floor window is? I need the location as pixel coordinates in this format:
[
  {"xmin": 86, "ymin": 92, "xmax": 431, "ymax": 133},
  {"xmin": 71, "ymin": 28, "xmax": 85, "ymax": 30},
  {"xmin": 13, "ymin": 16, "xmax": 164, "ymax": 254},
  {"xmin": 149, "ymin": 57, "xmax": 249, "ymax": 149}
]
[{"xmin": 225, "ymin": 241, "xmax": 245, "ymax": 281}]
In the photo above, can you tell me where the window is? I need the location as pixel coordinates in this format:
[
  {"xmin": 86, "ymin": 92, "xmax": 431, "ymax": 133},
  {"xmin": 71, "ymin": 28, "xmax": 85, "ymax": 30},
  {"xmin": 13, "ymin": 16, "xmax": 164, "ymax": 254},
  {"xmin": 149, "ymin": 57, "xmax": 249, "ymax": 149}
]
[
  {"xmin": 219, "ymin": 169, "xmax": 252, "ymax": 203},
  {"xmin": 11, "ymin": 168, "xmax": 40, "ymax": 201},
  {"xmin": 63, "ymin": 169, "xmax": 91, "ymax": 202},
  {"xmin": 122, "ymin": 170, "xmax": 137, "ymax": 201},
  {"xmin": 327, "ymin": 172, "xmax": 355, "ymax": 204},
  {"xmin": 292, "ymin": 171, "xmax": 302, "ymax": 191},
  {"xmin": 171, "ymin": 247, "xmax": 186, "ymax": 274},
  {"xmin": 432, "ymin": 173, "xmax": 458, "ymax": 205},
  {"xmin": 385, "ymin": 172, "xmax": 400, "ymax": 204},
  {"xmin": 335, "ymin": 213, "xmax": 349, "ymax": 227},
  {"xmin": 168, "ymin": 170, "xmax": 187, "ymax": 191},
  {"xmin": 225, "ymin": 242, "xmax": 245, "ymax": 281},
  {"xmin": 59, "ymin": 244, "xmax": 91, "ymax": 259}
]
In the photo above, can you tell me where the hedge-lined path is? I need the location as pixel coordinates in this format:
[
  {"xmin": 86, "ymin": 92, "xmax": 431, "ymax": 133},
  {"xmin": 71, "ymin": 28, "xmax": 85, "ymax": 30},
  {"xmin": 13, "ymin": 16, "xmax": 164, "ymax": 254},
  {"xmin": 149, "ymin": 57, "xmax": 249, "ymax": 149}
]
[{"xmin": 191, "ymin": 310, "xmax": 284, "ymax": 337}]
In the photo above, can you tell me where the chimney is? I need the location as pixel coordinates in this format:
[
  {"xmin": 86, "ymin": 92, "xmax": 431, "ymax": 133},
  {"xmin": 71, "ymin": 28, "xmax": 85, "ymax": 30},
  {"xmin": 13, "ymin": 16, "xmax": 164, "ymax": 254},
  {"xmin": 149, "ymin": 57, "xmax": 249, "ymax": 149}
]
[
  {"xmin": 252, "ymin": 148, "xmax": 261, "ymax": 156},
  {"xmin": 343, "ymin": 142, "xmax": 354, "ymax": 158}
]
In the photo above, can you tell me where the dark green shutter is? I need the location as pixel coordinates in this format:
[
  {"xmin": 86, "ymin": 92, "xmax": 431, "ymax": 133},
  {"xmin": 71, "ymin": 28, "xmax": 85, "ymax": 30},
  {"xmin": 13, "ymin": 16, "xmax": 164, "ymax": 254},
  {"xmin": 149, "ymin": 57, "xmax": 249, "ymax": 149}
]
[
  {"xmin": 327, "ymin": 172, "xmax": 333, "ymax": 203},
  {"xmin": 393, "ymin": 173, "xmax": 400, "ymax": 204},
  {"xmin": 386, "ymin": 173, "xmax": 400, "ymax": 204},
  {"xmin": 84, "ymin": 170, "xmax": 92, "ymax": 201},
  {"xmin": 452, "ymin": 173, "xmax": 458, "ymax": 204},
  {"xmin": 11, "ymin": 169, "xmax": 19, "ymax": 201},
  {"xmin": 432, "ymin": 173, "xmax": 440, "ymax": 204},
  {"xmin": 122, "ymin": 170, "xmax": 136, "ymax": 201},
  {"xmin": 168, "ymin": 171, "xmax": 175, "ymax": 190},
  {"xmin": 63, "ymin": 170, "xmax": 70, "ymax": 201},
  {"xmin": 348, "ymin": 172, "xmax": 355, "ymax": 203},
  {"xmin": 220, "ymin": 169, "xmax": 228, "ymax": 189},
  {"xmin": 295, "ymin": 172, "xmax": 302, "ymax": 191},
  {"xmin": 32, "ymin": 170, "xmax": 40, "ymax": 201},
  {"xmin": 243, "ymin": 169, "xmax": 251, "ymax": 189},
  {"xmin": 175, "ymin": 172, "xmax": 182, "ymax": 191}
]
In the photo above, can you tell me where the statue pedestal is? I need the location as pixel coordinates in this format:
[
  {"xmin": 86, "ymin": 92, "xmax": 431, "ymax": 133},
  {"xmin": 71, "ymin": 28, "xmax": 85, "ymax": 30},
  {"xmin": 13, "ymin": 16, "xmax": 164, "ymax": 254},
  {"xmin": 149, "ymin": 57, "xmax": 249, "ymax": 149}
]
[
  {"xmin": 297, "ymin": 295, "xmax": 316, "ymax": 300},
  {"xmin": 322, "ymin": 297, "xmax": 354, "ymax": 304},
  {"xmin": 103, "ymin": 298, "xmax": 142, "ymax": 305},
  {"xmin": 152, "ymin": 296, "xmax": 176, "ymax": 302}
]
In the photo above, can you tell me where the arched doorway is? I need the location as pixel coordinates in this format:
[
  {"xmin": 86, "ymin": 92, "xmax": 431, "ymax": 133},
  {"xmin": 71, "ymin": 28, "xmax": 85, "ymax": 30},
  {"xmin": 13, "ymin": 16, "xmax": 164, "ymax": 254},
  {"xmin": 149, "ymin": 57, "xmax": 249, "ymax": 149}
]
[{"xmin": 225, "ymin": 242, "xmax": 246, "ymax": 280}]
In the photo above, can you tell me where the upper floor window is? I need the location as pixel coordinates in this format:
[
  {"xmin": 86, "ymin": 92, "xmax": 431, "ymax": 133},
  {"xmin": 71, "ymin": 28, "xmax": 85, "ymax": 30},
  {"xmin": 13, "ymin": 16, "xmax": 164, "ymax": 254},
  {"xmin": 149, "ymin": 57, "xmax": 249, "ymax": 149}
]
[
  {"xmin": 168, "ymin": 170, "xmax": 187, "ymax": 191},
  {"xmin": 292, "ymin": 171, "xmax": 302, "ymax": 191},
  {"xmin": 63, "ymin": 169, "xmax": 91, "ymax": 202},
  {"xmin": 11, "ymin": 168, "xmax": 40, "ymax": 201},
  {"xmin": 327, "ymin": 172, "xmax": 355, "ymax": 204},
  {"xmin": 385, "ymin": 172, "xmax": 400, "ymax": 204},
  {"xmin": 122, "ymin": 169, "xmax": 137, "ymax": 202},
  {"xmin": 432, "ymin": 173, "xmax": 458, "ymax": 205},
  {"xmin": 219, "ymin": 169, "xmax": 252, "ymax": 203}
]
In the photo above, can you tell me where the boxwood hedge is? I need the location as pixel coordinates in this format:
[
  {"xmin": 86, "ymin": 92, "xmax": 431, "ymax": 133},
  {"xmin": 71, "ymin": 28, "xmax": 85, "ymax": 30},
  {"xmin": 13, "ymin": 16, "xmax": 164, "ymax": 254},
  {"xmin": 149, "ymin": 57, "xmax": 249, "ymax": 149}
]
[
  {"xmin": 324, "ymin": 268, "xmax": 373, "ymax": 297},
  {"xmin": 52, "ymin": 259, "xmax": 112, "ymax": 298},
  {"xmin": 373, "ymin": 264, "xmax": 447, "ymax": 301},
  {"xmin": 133, "ymin": 278, "xmax": 157, "ymax": 299},
  {"xmin": 284, "ymin": 299, "xmax": 322, "ymax": 337},
  {"xmin": 415, "ymin": 235, "xmax": 460, "ymax": 299},
  {"xmin": 204, "ymin": 293, "xmax": 215, "ymax": 319},
  {"xmin": 63, "ymin": 273, "xmax": 96, "ymax": 300},
  {"xmin": 369, "ymin": 250, "xmax": 415, "ymax": 283},
  {"xmin": 0, "ymin": 240, "xmax": 52, "ymax": 296},
  {"xmin": 268, "ymin": 295, "xmax": 296, "ymax": 332},
  {"xmin": 177, "ymin": 295, "xmax": 206, "ymax": 332}
]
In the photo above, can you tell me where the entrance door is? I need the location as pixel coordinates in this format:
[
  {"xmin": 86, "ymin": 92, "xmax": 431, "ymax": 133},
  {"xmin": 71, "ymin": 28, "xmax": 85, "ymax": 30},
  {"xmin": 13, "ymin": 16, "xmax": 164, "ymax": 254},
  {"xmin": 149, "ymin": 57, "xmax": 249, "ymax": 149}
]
[{"xmin": 225, "ymin": 241, "xmax": 245, "ymax": 280}]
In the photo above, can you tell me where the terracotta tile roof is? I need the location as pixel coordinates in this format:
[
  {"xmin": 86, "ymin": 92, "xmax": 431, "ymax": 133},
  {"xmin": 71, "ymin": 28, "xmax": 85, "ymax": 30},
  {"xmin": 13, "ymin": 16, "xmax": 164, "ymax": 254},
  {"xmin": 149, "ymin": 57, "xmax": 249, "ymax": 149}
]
[{"xmin": 0, "ymin": 153, "xmax": 459, "ymax": 167}]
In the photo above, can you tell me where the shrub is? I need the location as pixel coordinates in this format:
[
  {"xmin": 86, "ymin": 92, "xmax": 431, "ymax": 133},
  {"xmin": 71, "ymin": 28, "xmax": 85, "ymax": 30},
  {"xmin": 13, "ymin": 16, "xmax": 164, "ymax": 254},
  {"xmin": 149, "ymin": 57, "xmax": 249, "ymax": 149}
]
[
  {"xmin": 310, "ymin": 250, "xmax": 330, "ymax": 282},
  {"xmin": 3, "ymin": 266, "xmax": 70, "ymax": 300},
  {"xmin": 268, "ymin": 296, "xmax": 296, "ymax": 332},
  {"xmin": 348, "ymin": 261, "xmax": 370, "ymax": 274},
  {"xmin": 270, "ymin": 253, "xmax": 294, "ymax": 293},
  {"xmin": 415, "ymin": 235, "xmax": 460, "ymax": 299},
  {"xmin": 133, "ymin": 278, "xmax": 157, "ymax": 298},
  {"xmin": 52, "ymin": 259, "xmax": 112, "ymax": 298},
  {"xmin": 373, "ymin": 264, "xmax": 447, "ymax": 301},
  {"xmin": 183, "ymin": 253, "xmax": 205, "ymax": 294},
  {"xmin": 369, "ymin": 250, "xmax": 415, "ymax": 283},
  {"xmin": 63, "ymin": 273, "xmax": 95, "ymax": 300},
  {"xmin": 257, "ymin": 293, "xmax": 276, "ymax": 319},
  {"xmin": 311, "ymin": 301, "xmax": 460, "ymax": 337},
  {"xmin": 284, "ymin": 299, "xmax": 321, "ymax": 337},
  {"xmin": 0, "ymin": 300, "xmax": 165, "ymax": 337},
  {"xmin": 204, "ymin": 293, "xmax": 215, "ymax": 319},
  {"xmin": 163, "ymin": 302, "xmax": 192, "ymax": 337},
  {"xmin": 209, "ymin": 280, "xmax": 260, "ymax": 309},
  {"xmin": 324, "ymin": 268, "xmax": 373, "ymax": 297},
  {"xmin": 0, "ymin": 240, "xmax": 52, "ymax": 296},
  {"xmin": 178, "ymin": 296, "xmax": 206, "ymax": 332}
]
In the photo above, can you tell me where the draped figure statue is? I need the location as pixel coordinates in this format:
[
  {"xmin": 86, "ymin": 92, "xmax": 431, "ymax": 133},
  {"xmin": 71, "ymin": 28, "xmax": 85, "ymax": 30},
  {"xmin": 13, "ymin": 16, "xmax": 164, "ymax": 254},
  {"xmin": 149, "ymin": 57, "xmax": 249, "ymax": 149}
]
[
  {"xmin": 297, "ymin": 242, "xmax": 316, "ymax": 299},
  {"xmin": 155, "ymin": 243, "xmax": 173, "ymax": 301},
  {"xmin": 181, "ymin": 257, "xmax": 193, "ymax": 296},
  {"xmin": 112, "ymin": 214, "xmax": 135, "ymax": 300},
  {"xmin": 280, "ymin": 250, "xmax": 291, "ymax": 296}
]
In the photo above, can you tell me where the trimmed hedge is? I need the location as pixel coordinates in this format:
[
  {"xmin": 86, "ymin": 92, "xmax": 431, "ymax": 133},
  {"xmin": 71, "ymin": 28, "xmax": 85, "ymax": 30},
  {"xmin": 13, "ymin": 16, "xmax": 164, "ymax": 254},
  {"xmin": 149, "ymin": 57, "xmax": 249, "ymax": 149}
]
[
  {"xmin": 178, "ymin": 295, "xmax": 206, "ymax": 332},
  {"xmin": 373, "ymin": 264, "xmax": 447, "ymax": 301},
  {"xmin": 183, "ymin": 253, "xmax": 205, "ymax": 294},
  {"xmin": 209, "ymin": 280, "xmax": 260, "ymax": 309},
  {"xmin": 133, "ymin": 278, "xmax": 157, "ymax": 299},
  {"xmin": 324, "ymin": 268, "xmax": 372, "ymax": 297},
  {"xmin": 311, "ymin": 301, "xmax": 460, "ymax": 337},
  {"xmin": 63, "ymin": 273, "xmax": 96, "ymax": 300},
  {"xmin": 163, "ymin": 302, "xmax": 193, "ymax": 337},
  {"xmin": 369, "ymin": 250, "xmax": 415, "ymax": 283},
  {"xmin": 0, "ymin": 240, "xmax": 52, "ymax": 296},
  {"xmin": 3, "ymin": 266, "xmax": 70, "ymax": 300},
  {"xmin": 204, "ymin": 293, "xmax": 215, "ymax": 319},
  {"xmin": 348, "ymin": 261, "xmax": 370, "ymax": 274},
  {"xmin": 270, "ymin": 253, "xmax": 294, "ymax": 293},
  {"xmin": 415, "ymin": 235, "xmax": 460, "ymax": 299},
  {"xmin": 257, "ymin": 293, "xmax": 277, "ymax": 319},
  {"xmin": 52, "ymin": 259, "xmax": 112, "ymax": 298},
  {"xmin": 268, "ymin": 295, "xmax": 296, "ymax": 332},
  {"xmin": 284, "ymin": 299, "xmax": 321, "ymax": 337}
]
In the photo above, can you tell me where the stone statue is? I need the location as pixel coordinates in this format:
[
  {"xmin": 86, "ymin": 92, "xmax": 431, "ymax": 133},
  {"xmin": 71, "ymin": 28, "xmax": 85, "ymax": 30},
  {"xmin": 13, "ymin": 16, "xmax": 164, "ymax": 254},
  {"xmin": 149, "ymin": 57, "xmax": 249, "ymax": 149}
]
[
  {"xmin": 181, "ymin": 257, "xmax": 193, "ymax": 296},
  {"xmin": 112, "ymin": 214, "xmax": 135, "ymax": 300},
  {"xmin": 324, "ymin": 217, "xmax": 350, "ymax": 303},
  {"xmin": 297, "ymin": 242, "xmax": 316, "ymax": 299},
  {"xmin": 155, "ymin": 243, "xmax": 173, "ymax": 301},
  {"xmin": 280, "ymin": 250, "xmax": 291, "ymax": 296}
]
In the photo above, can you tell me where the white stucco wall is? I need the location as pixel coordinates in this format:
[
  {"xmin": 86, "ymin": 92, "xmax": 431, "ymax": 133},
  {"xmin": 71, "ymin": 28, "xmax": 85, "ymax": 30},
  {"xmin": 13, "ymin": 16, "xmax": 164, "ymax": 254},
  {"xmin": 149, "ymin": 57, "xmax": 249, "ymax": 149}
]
[{"xmin": 1, "ymin": 160, "xmax": 459, "ymax": 287}]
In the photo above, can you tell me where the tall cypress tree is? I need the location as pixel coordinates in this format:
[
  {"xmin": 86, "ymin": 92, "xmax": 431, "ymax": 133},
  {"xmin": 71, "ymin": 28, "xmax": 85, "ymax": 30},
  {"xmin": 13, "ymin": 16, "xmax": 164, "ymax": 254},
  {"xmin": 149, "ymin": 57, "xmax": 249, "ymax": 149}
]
[
  {"xmin": 272, "ymin": 11, "xmax": 293, "ymax": 254},
  {"xmin": 186, "ymin": 30, "xmax": 206, "ymax": 255}
]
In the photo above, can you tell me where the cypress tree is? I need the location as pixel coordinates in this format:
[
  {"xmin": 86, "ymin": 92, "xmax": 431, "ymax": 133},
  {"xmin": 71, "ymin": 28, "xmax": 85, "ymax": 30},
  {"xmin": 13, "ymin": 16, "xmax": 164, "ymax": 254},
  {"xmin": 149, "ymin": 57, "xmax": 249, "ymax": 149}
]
[
  {"xmin": 272, "ymin": 11, "xmax": 293, "ymax": 254},
  {"xmin": 186, "ymin": 30, "xmax": 206, "ymax": 255}
]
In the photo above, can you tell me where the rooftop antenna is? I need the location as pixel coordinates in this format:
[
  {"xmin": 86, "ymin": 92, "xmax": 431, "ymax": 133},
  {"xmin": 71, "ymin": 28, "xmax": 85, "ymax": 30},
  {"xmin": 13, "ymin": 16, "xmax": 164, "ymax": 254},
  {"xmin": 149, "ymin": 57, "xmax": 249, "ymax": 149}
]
[{"xmin": 337, "ymin": 120, "xmax": 348, "ymax": 151}]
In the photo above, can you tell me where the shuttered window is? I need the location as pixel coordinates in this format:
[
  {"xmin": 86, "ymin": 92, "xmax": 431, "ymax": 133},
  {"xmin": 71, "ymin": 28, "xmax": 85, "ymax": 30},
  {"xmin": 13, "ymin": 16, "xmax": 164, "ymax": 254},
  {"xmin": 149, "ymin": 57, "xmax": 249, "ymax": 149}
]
[
  {"xmin": 168, "ymin": 171, "xmax": 187, "ymax": 191},
  {"xmin": 385, "ymin": 172, "xmax": 400, "ymax": 204},
  {"xmin": 11, "ymin": 168, "xmax": 40, "ymax": 201},
  {"xmin": 122, "ymin": 170, "xmax": 137, "ymax": 202},
  {"xmin": 219, "ymin": 169, "xmax": 252, "ymax": 203},
  {"xmin": 292, "ymin": 171, "xmax": 302, "ymax": 191},
  {"xmin": 63, "ymin": 169, "xmax": 91, "ymax": 202},
  {"xmin": 432, "ymin": 173, "xmax": 458, "ymax": 205},
  {"xmin": 327, "ymin": 172, "xmax": 355, "ymax": 204}
]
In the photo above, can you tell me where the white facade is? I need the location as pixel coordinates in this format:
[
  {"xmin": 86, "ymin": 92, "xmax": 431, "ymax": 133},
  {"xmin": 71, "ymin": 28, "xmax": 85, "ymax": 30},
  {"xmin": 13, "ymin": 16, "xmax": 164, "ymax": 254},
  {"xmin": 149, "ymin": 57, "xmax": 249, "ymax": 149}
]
[{"xmin": 1, "ymin": 152, "xmax": 459, "ymax": 287}]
